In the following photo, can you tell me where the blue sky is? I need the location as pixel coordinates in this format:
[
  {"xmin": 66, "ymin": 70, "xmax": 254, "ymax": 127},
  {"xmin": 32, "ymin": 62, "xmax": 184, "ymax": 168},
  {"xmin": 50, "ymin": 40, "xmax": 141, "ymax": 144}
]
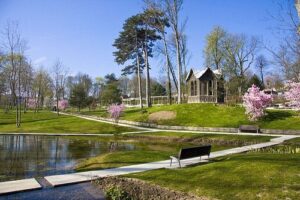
[{"xmin": 0, "ymin": 0, "xmax": 296, "ymax": 78}]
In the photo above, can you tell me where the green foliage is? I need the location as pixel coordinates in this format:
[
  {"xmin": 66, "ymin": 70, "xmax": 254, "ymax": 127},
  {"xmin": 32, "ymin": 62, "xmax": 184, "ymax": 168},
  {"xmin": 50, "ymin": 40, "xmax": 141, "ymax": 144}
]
[
  {"xmin": 69, "ymin": 83, "xmax": 87, "ymax": 111},
  {"xmin": 247, "ymin": 74, "xmax": 263, "ymax": 89},
  {"xmin": 113, "ymin": 10, "xmax": 161, "ymax": 75},
  {"xmin": 204, "ymin": 26, "xmax": 226, "ymax": 70},
  {"xmin": 105, "ymin": 73, "xmax": 118, "ymax": 84},
  {"xmin": 151, "ymin": 81, "xmax": 166, "ymax": 96},
  {"xmin": 105, "ymin": 186, "xmax": 131, "ymax": 200},
  {"xmin": 101, "ymin": 83, "xmax": 122, "ymax": 106}
]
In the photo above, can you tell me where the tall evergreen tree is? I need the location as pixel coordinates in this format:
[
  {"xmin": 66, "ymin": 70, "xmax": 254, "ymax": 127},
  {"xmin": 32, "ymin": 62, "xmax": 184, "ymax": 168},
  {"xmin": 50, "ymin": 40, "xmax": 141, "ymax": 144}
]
[{"xmin": 113, "ymin": 11, "xmax": 160, "ymax": 108}]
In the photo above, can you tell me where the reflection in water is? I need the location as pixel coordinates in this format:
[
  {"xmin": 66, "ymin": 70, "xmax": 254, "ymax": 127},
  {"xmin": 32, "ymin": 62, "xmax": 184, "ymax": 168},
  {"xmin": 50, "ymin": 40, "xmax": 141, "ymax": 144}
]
[{"xmin": 0, "ymin": 135, "xmax": 135, "ymax": 182}]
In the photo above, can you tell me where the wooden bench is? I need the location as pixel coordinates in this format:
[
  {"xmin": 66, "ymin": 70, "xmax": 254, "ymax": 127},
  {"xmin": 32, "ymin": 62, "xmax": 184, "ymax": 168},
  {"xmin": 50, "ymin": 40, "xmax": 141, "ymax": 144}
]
[
  {"xmin": 238, "ymin": 125, "xmax": 260, "ymax": 133},
  {"xmin": 170, "ymin": 145, "xmax": 211, "ymax": 168}
]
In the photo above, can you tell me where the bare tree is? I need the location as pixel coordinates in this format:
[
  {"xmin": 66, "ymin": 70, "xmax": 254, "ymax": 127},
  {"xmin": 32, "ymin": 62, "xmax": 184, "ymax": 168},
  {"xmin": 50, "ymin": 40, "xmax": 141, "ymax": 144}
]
[
  {"xmin": 266, "ymin": 0, "xmax": 300, "ymax": 82},
  {"xmin": 144, "ymin": 0, "xmax": 178, "ymax": 104},
  {"xmin": 32, "ymin": 67, "xmax": 53, "ymax": 112},
  {"xmin": 255, "ymin": 55, "xmax": 268, "ymax": 86},
  {"xmin": 1, "ymin": 21, "xmax": 29, "ymax": 127},
  {"xmin": 164, "ymin": 0, "xmax": 184, "ymax": 103},
  {"xmin": 52, "ymin": 59, "xmax": 68, "ymax": 115},
  {"xmin": 223, "ymin": 34, "xmax": 259, "ymax": 91}
]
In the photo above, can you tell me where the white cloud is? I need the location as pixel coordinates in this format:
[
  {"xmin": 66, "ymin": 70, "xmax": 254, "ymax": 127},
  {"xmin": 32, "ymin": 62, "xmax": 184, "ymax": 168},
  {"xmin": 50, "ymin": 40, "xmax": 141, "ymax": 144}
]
[{"xmin": 33, "ymin": 56, "xmax": 47, "ymax": 66}]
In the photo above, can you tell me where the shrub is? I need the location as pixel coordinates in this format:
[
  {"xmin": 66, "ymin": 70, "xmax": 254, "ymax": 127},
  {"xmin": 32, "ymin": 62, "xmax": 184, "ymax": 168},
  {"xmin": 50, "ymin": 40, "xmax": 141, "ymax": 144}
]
[
  {"xmin": 105, "ymin": 186, "xmax": 131, "ymax": 200},
  {"xmin": 27, "ymin": 98, "xmax": 37, "ymax": 109},
  {"xmin": 58, "ymin": 99, "xmax": 68, "ymax": 110},
  {"xmin": 243, "ymin": 84, "xmax": 272, "ymax": 121},
  {"xmin": 107, "ymin": 104, "xmax": 125, "ymax": 122},
  {"xmin": 284, "ymin": 81, "xmax": 300, "ymax": 110}
]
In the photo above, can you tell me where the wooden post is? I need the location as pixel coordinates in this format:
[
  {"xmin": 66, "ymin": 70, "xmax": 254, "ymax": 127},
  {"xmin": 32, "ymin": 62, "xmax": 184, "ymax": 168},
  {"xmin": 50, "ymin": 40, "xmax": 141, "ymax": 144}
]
[
  {"xmin": 215, "ymin": 80, "xmax": 218, "ymax": 103},
  {"xmin": 206, "ymin": 81, "xmax": 209, "ymax": 96}
]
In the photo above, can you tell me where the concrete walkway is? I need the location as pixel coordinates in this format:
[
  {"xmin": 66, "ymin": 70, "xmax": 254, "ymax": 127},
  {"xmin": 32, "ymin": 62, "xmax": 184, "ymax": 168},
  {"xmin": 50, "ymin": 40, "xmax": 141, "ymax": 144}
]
[{"xmin": 0, "ymin": 178, "xmax": 41, "ymax": 195}]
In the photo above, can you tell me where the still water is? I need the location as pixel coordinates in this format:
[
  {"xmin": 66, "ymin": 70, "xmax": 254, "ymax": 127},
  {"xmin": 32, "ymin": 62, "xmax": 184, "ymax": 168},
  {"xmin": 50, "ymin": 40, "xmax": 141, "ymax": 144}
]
[{"xmin": 0, "ymin": 135, "xmax": 136, "ymax": 182}]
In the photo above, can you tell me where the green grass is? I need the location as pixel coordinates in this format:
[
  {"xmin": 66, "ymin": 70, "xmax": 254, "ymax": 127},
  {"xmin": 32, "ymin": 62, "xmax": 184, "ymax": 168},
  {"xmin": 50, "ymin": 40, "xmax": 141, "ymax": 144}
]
[
  {"xmin": 71, "ymin": 104, "xmax": 300, "ymax": 130},
  {"xmin": 0, "ymin": 110, "xmax": 136, "ymax": 134},
  {"xmin": 75, "ymin": 132, "xmax": 275, "ymax": 171},
  {"xmin": 126, "ymin": 152, "xmax": 300, "ymax": 200}
]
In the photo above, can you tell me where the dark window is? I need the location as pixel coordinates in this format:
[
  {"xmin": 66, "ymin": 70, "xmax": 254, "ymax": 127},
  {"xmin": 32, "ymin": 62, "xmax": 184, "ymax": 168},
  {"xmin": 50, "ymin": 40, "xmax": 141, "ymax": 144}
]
[{"xmin": 191, "ymin": 81, "xmax": 194, "ymax": 96}]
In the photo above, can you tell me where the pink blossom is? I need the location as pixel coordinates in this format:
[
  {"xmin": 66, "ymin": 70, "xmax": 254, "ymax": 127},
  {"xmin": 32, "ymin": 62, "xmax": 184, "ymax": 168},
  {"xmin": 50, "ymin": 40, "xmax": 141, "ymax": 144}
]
[
  {"xmin": 107, "ymin": 104, "xmax": 125, "ymax": 122},
  {"xmin": 284, "ymin": 82, "xmax": 300, "ymax": 110},
  {"xmin": 243, "ymin": 85, "xmax": 273, "ymax": 121},
  {"xmin": 27, "ymin": 98, "xmax": 37, "ymax": 109},
  {"xmin": 58, "ymin": 100, "xmax": 68, "ymax": 110}
]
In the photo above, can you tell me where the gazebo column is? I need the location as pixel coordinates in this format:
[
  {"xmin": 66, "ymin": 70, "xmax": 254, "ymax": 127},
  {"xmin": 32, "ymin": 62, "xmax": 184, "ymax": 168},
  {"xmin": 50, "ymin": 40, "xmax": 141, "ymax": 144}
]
[
  {"xmin": 215, "ymin": 80, "xmax": 218, "ymax": 103},
  {"xmin": 206, "ymin": 81, "xmax": 209, "ymax": 96}
]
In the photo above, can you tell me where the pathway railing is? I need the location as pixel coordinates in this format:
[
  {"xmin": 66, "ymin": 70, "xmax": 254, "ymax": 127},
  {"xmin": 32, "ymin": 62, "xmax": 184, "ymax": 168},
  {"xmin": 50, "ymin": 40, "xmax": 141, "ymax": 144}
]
[{"xmin": 122, "ymin": 96, "xmax": 179, "ymax": 107}]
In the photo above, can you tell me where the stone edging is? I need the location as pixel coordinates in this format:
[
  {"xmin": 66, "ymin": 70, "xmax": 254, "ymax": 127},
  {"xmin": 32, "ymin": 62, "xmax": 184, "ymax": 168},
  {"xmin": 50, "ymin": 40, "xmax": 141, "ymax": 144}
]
[{"xmin": 67, "ymin": 112, "xmax": 300, "ymax": 135}]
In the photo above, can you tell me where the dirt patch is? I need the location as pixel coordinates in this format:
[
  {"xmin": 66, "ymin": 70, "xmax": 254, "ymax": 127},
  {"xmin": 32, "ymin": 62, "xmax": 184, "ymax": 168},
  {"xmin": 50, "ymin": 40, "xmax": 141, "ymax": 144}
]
[
  {"xmin": 122, "ymin": 134, "xmax": 260, "ymax": 146},
  {"xmin": 148, "ymin": 111, "xmax": 176, "ymax": 122},
  {"xmin": 94, "ymin": 176, "xmax": 210, "ymax": 200}
]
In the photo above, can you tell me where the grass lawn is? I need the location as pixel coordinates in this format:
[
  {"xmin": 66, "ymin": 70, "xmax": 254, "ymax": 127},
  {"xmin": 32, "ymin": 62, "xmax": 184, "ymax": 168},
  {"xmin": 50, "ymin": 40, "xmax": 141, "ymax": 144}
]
[
  {"xmin": 126, "ymin": 152, "xmax": 300, "ymax": 200},
  {"xmin": 0, "ymin": 110, "xmax": 136, "ymax": 134},
  {"xmin": 75, "ymin": 132, "xmax": 275, "ymax": 171},
  {"xmin": 70, "ymin": 104, "xmax": 300, "ymax": 130}
]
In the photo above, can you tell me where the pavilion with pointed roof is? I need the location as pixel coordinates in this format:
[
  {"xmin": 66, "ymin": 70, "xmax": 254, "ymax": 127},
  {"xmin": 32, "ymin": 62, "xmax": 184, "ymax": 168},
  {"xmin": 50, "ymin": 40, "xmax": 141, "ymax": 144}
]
[{"xmin": 185, "ymin": 67, "xmax": 225, "ymax": 103}]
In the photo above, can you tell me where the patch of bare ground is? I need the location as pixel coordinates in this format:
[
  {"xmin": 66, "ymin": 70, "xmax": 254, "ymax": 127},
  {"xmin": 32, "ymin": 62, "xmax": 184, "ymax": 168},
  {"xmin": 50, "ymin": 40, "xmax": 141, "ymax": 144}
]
[
  {"xmin": 148, "ymin": 111, "xmax": 176, "ymax": 122},
  {"xmin": 124, "ymin": 135, "xmax": 259, "ymax": 146},
  {"xmin": 94, "ymin": 176, "xmax": 210, "ymax": 200}
]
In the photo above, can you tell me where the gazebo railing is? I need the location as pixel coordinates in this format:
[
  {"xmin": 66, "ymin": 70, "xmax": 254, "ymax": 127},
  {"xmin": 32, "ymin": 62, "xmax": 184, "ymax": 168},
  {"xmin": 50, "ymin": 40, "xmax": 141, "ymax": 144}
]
[{"xmin": 188, "ymin": 95, "xmax": 217, "ymax": 103}]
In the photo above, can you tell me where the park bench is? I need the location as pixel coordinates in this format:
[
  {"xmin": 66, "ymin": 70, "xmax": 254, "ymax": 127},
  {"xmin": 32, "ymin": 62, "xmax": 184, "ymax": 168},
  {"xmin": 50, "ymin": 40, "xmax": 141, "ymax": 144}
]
[
  {"xmin": 238, "ymin": 125, "xmax": 260, "ymax": 133},
  {"xmin": 170, "ymin": 145, "xmax": 211, "ymax": 168}
]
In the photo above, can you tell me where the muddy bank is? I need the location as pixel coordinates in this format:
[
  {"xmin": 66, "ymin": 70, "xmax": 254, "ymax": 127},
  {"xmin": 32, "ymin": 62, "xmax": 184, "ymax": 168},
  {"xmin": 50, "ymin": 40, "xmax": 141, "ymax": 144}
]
[{"xmin": 95, "ymin": 176, "xmax": 211, "ymax": 200}]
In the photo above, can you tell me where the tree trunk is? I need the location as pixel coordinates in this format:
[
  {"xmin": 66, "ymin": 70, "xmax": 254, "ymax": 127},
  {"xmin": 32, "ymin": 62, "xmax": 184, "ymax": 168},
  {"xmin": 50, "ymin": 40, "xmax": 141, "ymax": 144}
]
[
  {"xmin": 136, "ymin": 54, "xmax": 143, "ymax": 109},
  {"xmin": 56, "ymin": 94, "xmax": 59, "ymax": 116},
  {"xmin": 162, "ymin": 35, "xmax": 172, "ymax": 104},
  {"xmin": 175, "ymin": 32, "xmax": 182, "ymax": 104},
  {"xmin": 162, "ymin": 33, "xmax": 178, "ymax": 92},
  {"xmin": 144, "ymin": 47, "xmax": 151, "ymax": 107}
]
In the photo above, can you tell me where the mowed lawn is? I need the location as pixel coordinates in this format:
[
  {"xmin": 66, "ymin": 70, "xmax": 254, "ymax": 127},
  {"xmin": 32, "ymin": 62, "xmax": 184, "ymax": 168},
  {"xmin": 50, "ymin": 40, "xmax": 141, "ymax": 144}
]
[
  {"xmin": 72, "ymin": 104, "xmax": 300, "ymax": 130},
  {"xmin": 127, "ymin": 153, "xmax": 300, "ymax": 200},
  {"xmin": 0, "ymin": 110, "xmax": 136, "ymax": 134},
  {"xmin": 127, "ymin": 137, "xmax": 300, "ymax": 200}
]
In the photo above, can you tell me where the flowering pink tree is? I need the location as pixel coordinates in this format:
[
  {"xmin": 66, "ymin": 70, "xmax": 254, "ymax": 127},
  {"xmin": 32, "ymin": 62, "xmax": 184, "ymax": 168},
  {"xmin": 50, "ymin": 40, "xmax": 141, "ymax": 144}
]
[
  {"xmin": 284, "ymin": 82, "xmax": 300, "ymax": 111},
  {"xmin": 27, "ymin": 98, "xmax": 37, "ymax": 109},
  {"xmin": 58, "ymin": 100, "xmax": 68, "ymax": 110},
  {"xmin": 243, "ymin": 85, "xmax": 273, "ymax": 121},
  {"xmin": 107, "ymin": 104, "xmax": 125, "ymax": 123}
]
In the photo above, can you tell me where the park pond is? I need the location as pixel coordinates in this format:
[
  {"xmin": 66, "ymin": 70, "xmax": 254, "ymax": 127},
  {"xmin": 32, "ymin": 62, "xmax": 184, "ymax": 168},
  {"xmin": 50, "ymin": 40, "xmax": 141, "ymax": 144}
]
[{"xmin": 0, "ymin": 135, "xmax": 137, "ymax": 182}]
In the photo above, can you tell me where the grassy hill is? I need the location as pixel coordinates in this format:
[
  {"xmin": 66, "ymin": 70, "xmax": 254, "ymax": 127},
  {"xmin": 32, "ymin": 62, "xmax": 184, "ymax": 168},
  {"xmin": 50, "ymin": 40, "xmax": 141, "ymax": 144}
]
[{"xmin": 73, "ymin": 103, "xmax": 300, "ymax": 130}]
